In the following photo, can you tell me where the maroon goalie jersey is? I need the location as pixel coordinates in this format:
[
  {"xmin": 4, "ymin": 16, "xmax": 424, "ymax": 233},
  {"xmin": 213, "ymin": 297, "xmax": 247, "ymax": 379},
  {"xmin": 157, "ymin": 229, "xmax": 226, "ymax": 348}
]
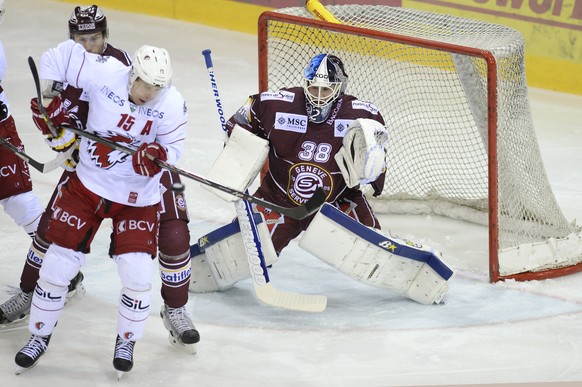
[{"xmin": 226, "ymin": 86, "xmax": 386, "ymax": 209}]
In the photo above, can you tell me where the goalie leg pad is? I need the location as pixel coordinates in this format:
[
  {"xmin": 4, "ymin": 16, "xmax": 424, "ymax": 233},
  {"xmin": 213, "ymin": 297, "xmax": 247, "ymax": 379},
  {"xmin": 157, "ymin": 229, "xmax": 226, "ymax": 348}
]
[
  {"xmin": 189, "ymin": 213, "xmax": 278, "ymax": 293},
  {"xmin": 298, "ymin": 203, "xmax": 454, "ymax": 304},
  {"xmin": 203, "ymin": 125, "xmax": 269, "ymax": 202}
]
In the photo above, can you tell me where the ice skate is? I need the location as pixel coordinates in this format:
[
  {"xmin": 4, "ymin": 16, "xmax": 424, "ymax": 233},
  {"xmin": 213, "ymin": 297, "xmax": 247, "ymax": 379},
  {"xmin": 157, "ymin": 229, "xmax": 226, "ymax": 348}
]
[
  {"xmin": 113, "ymin": 335, "xmax": 135, "ymax": 379},
  {"xmin": 0, "ymin": 290, "xmax": 32, "ymax": 329},
  {"xmin": 14, "ymin": 334, "xmax": 51, "ymax": 375},
  {"xmin": 160, "ymin": 304, "xmax": 200, "ymax": 354},
  {"xmin": 0, "ymin": 272, "xmax": 85, "ymax": 330},
  {"xmin": 65, "ymin": 271, "xmax": 86, "ymax": 302}
]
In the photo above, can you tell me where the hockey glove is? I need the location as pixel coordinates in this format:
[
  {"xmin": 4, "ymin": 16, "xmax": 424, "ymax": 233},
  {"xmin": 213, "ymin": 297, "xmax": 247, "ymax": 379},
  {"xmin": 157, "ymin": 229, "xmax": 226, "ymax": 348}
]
[
  {"xmin": 335, "ymin": 118, "xmax": 389, "ymax": 188},
  {"xmin": 132, "ymin": 142, "xmax": 167, "ymax": 177},
  {"xmin": 45, "ymin": 125, "xmax": 77, "ymax": 153},
  {"xmin": 31, "ymin": 96, "xmax": 68, "ymax": 135},
  {"xmin": 63, "ymin": 145, "xmax": 80, "ymax": 172}
]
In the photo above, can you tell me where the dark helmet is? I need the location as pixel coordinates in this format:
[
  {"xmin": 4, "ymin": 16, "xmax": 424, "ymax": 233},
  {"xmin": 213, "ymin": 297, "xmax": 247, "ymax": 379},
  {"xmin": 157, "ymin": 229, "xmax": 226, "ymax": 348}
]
[
  {"xmin": 68, "ymin": 5, "xmax": 108, "ymax": 38},
  {"xmin": 303, "ymin": 54, "xmax": 348, "ymax": 123}
]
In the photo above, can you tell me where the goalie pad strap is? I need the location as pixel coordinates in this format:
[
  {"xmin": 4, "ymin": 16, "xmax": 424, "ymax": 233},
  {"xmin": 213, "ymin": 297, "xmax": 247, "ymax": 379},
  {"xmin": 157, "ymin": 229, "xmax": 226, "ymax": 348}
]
[
  {"xmin": 298, "ymin": 203, "xmax": 454, "ymax": 304},
  {"xmin": 203, "ymin": 125, "xmax": 269, "ymax": 202}
]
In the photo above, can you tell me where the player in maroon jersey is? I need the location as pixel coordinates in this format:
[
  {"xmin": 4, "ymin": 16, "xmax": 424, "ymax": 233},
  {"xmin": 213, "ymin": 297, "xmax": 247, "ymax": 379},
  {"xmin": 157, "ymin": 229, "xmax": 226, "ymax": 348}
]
[
  {"xmin": 189, "ymin": 54, "xmax": 390, "ymax": 290},
  {"xmin": 190, "ymin": 54, "xmax": 453, "ymax": 305},
  {"xmin": 0, "ymin": 0, "xmax": 44, "ymax": 246},
  {"xmin": 226, "ymin": 53, "xmax": 386, "ymax": 253}
]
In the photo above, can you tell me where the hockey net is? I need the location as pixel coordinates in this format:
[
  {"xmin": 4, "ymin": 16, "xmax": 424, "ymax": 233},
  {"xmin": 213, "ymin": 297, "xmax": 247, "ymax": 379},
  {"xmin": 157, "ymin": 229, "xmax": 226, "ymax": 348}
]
[{"xmin": 258, "ymin": 5, "xmax": 582, "ymax": 282}]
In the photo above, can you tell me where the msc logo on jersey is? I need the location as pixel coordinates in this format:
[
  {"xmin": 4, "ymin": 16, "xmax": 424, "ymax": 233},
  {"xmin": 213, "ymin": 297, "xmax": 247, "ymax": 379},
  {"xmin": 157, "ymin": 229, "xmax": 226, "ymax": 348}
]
[
  {"xmin": 275, "ymin": 113, "xmax": 308, "ymax": 133},
  {"xmin": 287, "ymin": 162, "xmax": 332, "ymax": 205},
  {"xmin": 260, "ymin": 90, "xmax": 295, "ymax": 103},
  {"xmin": 352, "ymin": 100, "xmax": 379, "ymax": 115}
]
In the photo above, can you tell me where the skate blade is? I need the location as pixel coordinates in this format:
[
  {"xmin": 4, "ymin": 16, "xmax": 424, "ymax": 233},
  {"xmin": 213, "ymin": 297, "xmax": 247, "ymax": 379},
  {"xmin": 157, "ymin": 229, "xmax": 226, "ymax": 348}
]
[
  {"xmin": 15, "ymin": 362, "xmax": 37, "ymax": 375},
  {"xmin": 168, "ymin": 334, "xmax": 197, "ymax": 354}
]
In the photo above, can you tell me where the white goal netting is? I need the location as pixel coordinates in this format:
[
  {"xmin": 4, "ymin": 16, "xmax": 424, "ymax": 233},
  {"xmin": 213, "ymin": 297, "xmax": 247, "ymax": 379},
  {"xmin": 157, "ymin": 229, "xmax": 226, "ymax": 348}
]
[{"xmin": 259, "ymin": 5, "xmax": 582, "ymax": 280}]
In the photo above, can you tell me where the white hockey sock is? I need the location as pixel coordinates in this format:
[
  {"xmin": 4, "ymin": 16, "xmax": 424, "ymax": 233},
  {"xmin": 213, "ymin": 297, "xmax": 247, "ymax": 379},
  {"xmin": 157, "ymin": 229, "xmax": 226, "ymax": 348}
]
[
  {"xmin": 28, "ymin": 279, "xmax": 68, "ymax": 336},
  {"xmin": 117, "ymin": 287, "xmax": 152, "ymax": 342}
]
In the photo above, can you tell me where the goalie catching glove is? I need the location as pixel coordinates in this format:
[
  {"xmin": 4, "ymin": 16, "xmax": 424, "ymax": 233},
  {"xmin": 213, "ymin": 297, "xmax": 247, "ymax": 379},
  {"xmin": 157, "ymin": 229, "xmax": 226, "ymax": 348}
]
[
  {"xmin": 132, "ymin": 142, "xmax": 167, "ymax": 177},
  {"xmin": 335, "ymin": 118, "xmax": 389, "ymax": 188}
]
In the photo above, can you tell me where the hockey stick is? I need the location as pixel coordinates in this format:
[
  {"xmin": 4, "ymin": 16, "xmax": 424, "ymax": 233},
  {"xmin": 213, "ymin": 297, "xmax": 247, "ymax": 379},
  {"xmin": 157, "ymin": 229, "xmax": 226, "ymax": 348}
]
[
  {"xmin": 67, "ymin": 125, "xmax": 323, "ymax": 220},
  {"xmin": 305, "ymin": 0, "xmax": 341, "ymax": 23},
  {"xmin": 28, "ymin": 56, "xmax": 59, "ymax": 137},
  {"xmin": 0, "ymin": 136, "xmax": 73, "ymax": 173},
  {"xmin": 27, "ymin": 56, "xmax": 323, "ymax": 220},
  {"xmin": 202, "ymin": 48, "xmax": 327, "ymax": 312}
]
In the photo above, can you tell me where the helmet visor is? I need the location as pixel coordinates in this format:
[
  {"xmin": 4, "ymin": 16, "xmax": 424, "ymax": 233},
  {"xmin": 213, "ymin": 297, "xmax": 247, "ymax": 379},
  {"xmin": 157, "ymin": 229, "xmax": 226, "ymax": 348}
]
[{"xmin": 305, "ymin": 81, "xmax": 341, "ymax": 107}]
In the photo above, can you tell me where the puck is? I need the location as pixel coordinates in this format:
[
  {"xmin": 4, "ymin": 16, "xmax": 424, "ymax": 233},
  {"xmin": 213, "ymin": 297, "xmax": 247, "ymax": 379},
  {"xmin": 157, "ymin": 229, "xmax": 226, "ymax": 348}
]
[{"xmin": 171, "ymin": 182, "xmax": 185, "ymax": 193}]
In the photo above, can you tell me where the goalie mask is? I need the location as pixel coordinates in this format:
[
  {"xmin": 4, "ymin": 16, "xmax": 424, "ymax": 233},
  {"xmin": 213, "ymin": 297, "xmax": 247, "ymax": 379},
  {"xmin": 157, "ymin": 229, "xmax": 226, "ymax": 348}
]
[
  {"xmin": 303, "ymin": 54, "xmax": 348, "ymax": 124},
  {"xmin": 129, "ymin": 45, "xmax": 173, "ymax": 89},
  {"xmin": 68, "ymin": 5, "xmax": 108, "ymax": 39}
]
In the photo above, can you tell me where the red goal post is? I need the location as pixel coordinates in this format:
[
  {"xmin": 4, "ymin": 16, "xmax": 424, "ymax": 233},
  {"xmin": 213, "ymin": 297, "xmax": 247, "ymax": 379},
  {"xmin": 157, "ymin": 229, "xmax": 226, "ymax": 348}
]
[{"xmin": 257, "ymin": 5, "xmax": 582, "ymax": 282}]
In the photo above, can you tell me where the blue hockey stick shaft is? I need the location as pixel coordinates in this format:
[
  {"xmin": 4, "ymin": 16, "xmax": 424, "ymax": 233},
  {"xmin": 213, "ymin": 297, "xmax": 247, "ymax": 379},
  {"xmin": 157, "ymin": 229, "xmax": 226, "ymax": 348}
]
[
  {"xmin": 201, "ymin": 48, "xmax": 271, "ymax": 283},
  {"xmin": 200, "ymin": 49, "xmax": 326, "ymax": 311}
]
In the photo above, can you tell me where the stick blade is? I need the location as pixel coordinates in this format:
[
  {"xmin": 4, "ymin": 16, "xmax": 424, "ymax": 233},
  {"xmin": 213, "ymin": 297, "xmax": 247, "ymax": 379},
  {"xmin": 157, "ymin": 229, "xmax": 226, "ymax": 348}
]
[
  {"xmin": 279, "ymin": 187, "xmax": 327, "ymax": 220},
  {"xmin": 255, "ymin": 283, "xmax": 327, "ymax": 312},
  {"xmin": 304, "ymin": 187, "xmax": 326, "ymax": 215}
]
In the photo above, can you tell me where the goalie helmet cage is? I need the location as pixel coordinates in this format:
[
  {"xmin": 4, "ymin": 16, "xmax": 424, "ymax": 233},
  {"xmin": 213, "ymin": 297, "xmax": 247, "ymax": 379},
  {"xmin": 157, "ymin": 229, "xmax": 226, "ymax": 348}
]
[{"xmin": 257, "ymin": 5, "xmax": 582, "ymax": 283}]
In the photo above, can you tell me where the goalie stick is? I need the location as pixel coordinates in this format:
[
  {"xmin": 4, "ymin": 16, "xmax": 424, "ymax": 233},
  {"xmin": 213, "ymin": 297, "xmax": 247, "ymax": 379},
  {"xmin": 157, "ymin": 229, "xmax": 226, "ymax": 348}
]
[
  {"xmin": 0, "ymin": 136, "xmax": 74, "ymax": 173},
  {"xmin": 27, "ymin": 56, "xmax": 323, "ymax": 220},
  {"xmin": 202, "ymin": 48, "xmax": 327, "ymax": 312}
]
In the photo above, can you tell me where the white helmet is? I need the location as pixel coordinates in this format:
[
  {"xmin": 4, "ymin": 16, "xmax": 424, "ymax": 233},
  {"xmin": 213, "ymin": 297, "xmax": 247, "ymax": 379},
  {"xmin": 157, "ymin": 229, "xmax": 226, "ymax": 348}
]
[{"xmin": 130, "ymin": 45, "xmax": 173, "ymax": 89}]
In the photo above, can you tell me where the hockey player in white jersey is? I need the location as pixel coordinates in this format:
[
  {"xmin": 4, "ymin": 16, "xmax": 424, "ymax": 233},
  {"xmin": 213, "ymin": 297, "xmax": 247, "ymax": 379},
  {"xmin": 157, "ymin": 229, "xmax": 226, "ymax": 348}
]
[
  {"xmin": 1, "ymin": 5, "xmax": 198, "ymax": 355},
  {"xmin": 14, "ymin": 41, "xmax": 188, "ymax": 377}
]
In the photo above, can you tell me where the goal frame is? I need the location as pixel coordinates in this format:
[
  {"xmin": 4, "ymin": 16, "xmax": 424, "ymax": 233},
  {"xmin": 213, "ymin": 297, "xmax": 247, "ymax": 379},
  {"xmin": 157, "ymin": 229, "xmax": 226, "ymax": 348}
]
[{"xmin": 257, "ymin": 10, "xmax": 582, "ymax": 283}]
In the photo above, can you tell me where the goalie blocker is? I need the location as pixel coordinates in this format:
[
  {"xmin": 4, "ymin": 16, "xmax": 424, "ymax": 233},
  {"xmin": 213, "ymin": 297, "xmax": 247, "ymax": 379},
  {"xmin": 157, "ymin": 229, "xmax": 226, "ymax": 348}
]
[{"xmin": 299, "ymin": 203, "xmax": 454, "ymax": 304}]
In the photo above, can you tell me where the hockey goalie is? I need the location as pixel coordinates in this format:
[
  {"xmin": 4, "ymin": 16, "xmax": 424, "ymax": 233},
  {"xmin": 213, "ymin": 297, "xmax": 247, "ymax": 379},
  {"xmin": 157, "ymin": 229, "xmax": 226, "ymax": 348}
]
[{"xmin": 189, "ymin": 54, "xmax": 454, "ymax": 305}]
